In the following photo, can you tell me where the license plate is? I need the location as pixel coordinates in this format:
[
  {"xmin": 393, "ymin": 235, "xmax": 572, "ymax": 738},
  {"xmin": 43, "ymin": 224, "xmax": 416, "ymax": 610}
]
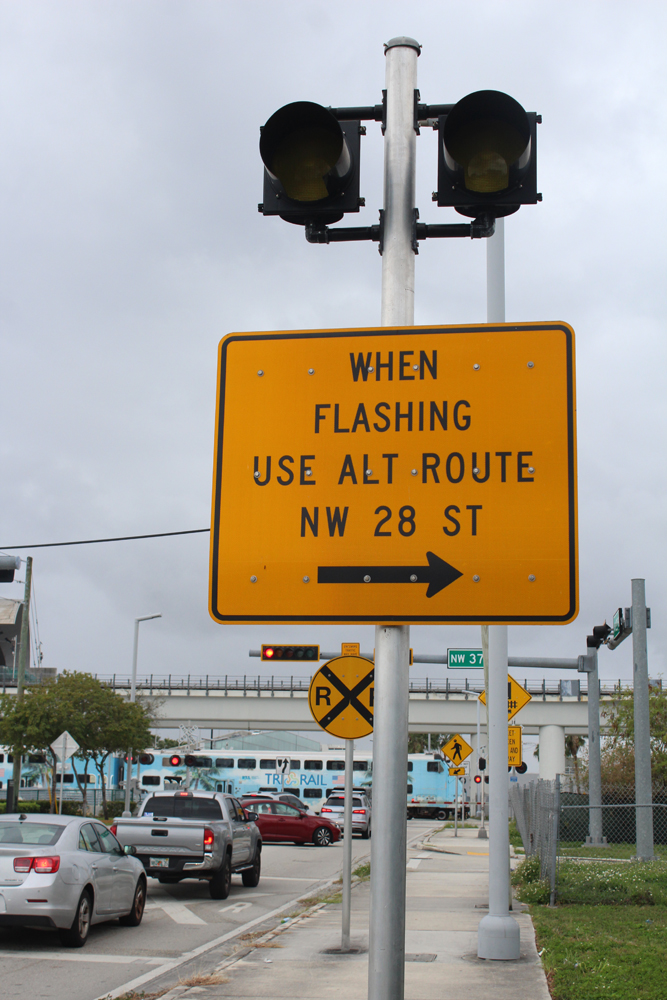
[{"xmin": 150, "ymin": 857, "xmax": 170, "ymax": 868}]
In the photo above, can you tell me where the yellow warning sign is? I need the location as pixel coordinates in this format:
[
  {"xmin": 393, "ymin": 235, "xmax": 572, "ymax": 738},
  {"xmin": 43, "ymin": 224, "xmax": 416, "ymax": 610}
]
[
  {"xmin": 508, "ymin": 725, "xmax": 522, "ymax": 767},
  {"xmin": 341, "ymin": 643, "xmax": 360, "ymax": 657},
  {"xmin": 449, "ymin": 766, "xmax": 466, "ymax": 776},
  {"xmin": 479, "ymin": 675, "xmax": 532, "ymax": 720},
  {"xmin": 442, "ymin": 733, "xmax": 473, "ymax": 765},
  {"xmin": 307, "ymin": 655, "xmax": 374, "ymax": 739}
]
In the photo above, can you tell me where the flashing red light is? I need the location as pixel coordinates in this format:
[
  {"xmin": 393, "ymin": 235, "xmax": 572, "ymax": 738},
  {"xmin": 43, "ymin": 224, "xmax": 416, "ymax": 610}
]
[
  {"xmin": 169, "ymin": 755, "xmax": 182, "ymax": 767},
  {"xmin": 474, "ymin": 775, "xmax": 482, "ymax": 784},
  {"xmin": 264, "ymin": 647, "xmax": 275, "ymax": 659},
  {"xmin": 203, "ymin": 827, "xmax": 214, "ymax": 848}
]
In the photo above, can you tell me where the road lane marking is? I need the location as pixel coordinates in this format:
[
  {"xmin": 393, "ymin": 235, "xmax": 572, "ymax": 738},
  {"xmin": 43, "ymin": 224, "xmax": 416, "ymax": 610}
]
[
  {"xmin": 467, "ymin": 852, "xmax": 490, "ymax": 856},
  {"xmin": 406, "ymin": 859, "xmax": 421, "ymax": 869},
  {"xmin": 0, "ymin": 951, "xmax": 166, "ymax": 965},
  {"xmin": 145, "ymin": 901, "xmax": 206, "ymax": 925},
  {"xmin": 219, "ymin": 901, "xmax": 253, "ymax": 915}
]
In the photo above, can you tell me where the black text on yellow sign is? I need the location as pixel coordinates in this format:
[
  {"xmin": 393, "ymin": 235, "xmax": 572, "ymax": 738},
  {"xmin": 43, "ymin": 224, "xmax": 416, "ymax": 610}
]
[
  {"xmin": 209, "ymin": 323, "xmax": 577, "ymax": 625},
  {"xmin": 508, "ymin": 725, "xmax": 522, "ymax": 767},
  {"xmin": 478, "ymin": 675, "xmax": 532, "ymax": 720},
  {"xmin": 307, "ymin": 656, "xmax": 374, "ymax": 740}
]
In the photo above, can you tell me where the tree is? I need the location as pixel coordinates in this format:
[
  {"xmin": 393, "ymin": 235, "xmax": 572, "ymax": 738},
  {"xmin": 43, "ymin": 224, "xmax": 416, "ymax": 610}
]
[
  {"xmin": 408, "ymin": 733, "xmax": 448, "ymax": 754},
  {"xmin": 565, "ymin": 735, "xmax": 587, "ymax": 794},
  {"xmin": 0, "ymin": 671, "xmax": 153, "ymax": 815},
  {"xmin": 601, "ymin": 684, "xmax": 667, "ymax": 787}
]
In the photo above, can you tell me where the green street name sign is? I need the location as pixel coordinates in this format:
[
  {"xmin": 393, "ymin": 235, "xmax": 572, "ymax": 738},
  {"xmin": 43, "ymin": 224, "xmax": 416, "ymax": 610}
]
[{"xmin": 447, "ymin": 648, "xmax": 484, "ymax": 669}]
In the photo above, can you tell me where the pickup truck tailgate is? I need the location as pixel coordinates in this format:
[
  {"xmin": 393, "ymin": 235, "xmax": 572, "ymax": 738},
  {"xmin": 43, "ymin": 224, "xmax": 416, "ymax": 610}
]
[{"xmin": 115, "ymin": 818, "xmax": 206, "ymax": 854}]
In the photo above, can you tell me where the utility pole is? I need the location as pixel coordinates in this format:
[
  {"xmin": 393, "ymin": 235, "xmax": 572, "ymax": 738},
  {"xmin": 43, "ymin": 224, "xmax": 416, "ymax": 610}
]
[
  {"xmin": 9, "ymin": 556, "xmax": 32, "ymax": 814},
  {"xmin": 585, "ymin": 646, "xmax": 604, "ymax": 844},
  {"xmin": 368, "ymin": 36, "xmax": 419, "ymax": 1000},
  {"xmin": 632, "ymin": 579, "xmax": 654, "ymax": 860},
  {"xmin": 477, "ymin": 222, "xmax": 521, "ymax": 961}
]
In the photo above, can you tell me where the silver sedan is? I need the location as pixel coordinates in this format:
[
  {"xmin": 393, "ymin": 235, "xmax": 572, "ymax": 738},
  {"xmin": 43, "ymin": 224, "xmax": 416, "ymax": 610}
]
[{"xmin": 0, "ymin": 813, "xmax": 147, "ymax": 947}]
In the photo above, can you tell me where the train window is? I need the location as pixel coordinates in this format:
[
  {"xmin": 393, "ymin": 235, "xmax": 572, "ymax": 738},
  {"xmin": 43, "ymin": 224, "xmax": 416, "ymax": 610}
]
[
  {"xmin": 407, "ymin": 761, "xmax": 413, "ymax": 771},
  {"xmin": 326, "ymin": 760, "xmax": 345, "ymax": 771},
  {"xmin": 304, "ymin": 760, "xmax": 323, "ymax": 770},
  {"xmin": 215, "ymin": 758, "xmax": 234, "ymax": 768},
  {"xmin": 259, "ymin": 759, "xmax": 277, "ymax": 769},
  {"xmin": 303, "ymin": 788, "xmax": 323, "ymax": 798},
  {"xmin": 426, "ymin": 762, "xmax": 441, "ymax": 772},
  {"xmin": 353, "ymin": 761, "xmax": 368, "ymax": 771},
  {"xmin": 0, "ymin": 755, "xmax": 4, "ymax": 763},
  {"xmin": 142, "ymin": 775, "xmax": 160, "ymax": 786},
  {"xmin": 289, "ymin": 760, "xmax": 301, "ymax": 769},
  {"xmin": 55, "ymin": 774, "xmax": 75, "ymax": 784},
  {"xmin": 407, "ymin": 784, "xmax": 413, "ymax": 794},
  {"xmin": 237, "ymin": 758, "xmax": 256, "ymax": 769}
]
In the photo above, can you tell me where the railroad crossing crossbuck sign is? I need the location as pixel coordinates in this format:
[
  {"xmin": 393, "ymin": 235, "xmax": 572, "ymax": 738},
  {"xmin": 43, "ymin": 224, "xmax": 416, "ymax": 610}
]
[
  {"xmin": 442, "ymin": 733, "xmax": 473, "ymax": 765},
  {"xmin": 479, "ymin": 674, "xmax": 532, "ymax": 720},
  {"xmin": 209, "ymin": 323, "xmax": 578, "ymax": 624},
  {"xmin": 308, "ymin": 655, "xmax": 374, "ymax": 740}
]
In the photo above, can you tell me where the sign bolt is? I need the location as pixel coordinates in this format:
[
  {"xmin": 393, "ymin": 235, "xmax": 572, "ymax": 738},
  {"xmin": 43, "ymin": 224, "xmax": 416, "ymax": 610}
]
[
  {"xmin": 528, "ymin": 574, "xmax": 536, "ymax": 582},
  {"xmin": 257, "ymin": 370, "xmax": 264, "ymax": 376},
  {"xmin": 411, "ymin": 469, "xmax": 418, "ymax": 476},
  {"xmin": 528, "ymin": 466, "xmax": 535, "ymax": 474},
  {"xmin": 367, "ymin": 366, "xmax": 374, "ymax": 372},
  {"xmin": 527, "ymin": 361, "xmax": 534, "ymax": 368},
  {"xmin": 303, "ymin": 576, "xmax": 310, "ymax": 583},
  {"xmin": 473, "ymin": 575, "xmax": 480, "ymax": 582},
  {"xmin": 363, "ymin": 575, "xmax": 371, "ymax": 583},
  {"xmin": 473, "ymin": 467, "xmax": 480, "ymax": 475},
  {"xmin": 410, "ymin": 574, "xmax": 418, "ymax": 582},
  {"xmin": 254, "ymin": 471, "xmax": 260, "ymax": 478},
  {"xmin": 365, "ymin": 469, "xmax": 372, "ymax": 477},
  {"xmin": 308, "ymin": 368, "xmax": 315, "ymax": 375},
  {"xmin": 250, "ymin": 575, "xmax": 257, "ymax": 583},
  {"xmin": 473, "ymin": 363, "xmax": 480, "ymax": 370},
  {"xmin": 412, "ymin": 364, "xmax": 419, "ymax": 370}
]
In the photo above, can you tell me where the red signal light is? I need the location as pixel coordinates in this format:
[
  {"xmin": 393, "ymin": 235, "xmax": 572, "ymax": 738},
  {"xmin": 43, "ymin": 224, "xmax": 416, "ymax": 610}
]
[
  {"xmin": 169, "ymin": 755, "xmax": 182, "ymax": 767},
  {"xmin": 264, "ymin": 647, "xmax": 275, "ymax": 659},
  {"xmin": 474, "ymin": 775, "xmax": 482, "ymax": 784}
]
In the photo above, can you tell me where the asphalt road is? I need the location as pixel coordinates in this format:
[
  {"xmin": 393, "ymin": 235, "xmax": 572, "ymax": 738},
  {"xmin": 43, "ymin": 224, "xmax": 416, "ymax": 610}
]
[{"xmin": 0, "ymin": 822, "xmax": 435, "ymax": 1000}]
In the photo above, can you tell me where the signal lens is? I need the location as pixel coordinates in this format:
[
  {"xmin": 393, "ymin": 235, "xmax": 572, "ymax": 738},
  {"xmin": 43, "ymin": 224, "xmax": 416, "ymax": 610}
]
[
  {"xmin": 264, "ymin": 647, "xmax": 275, "ymax": 659},
  {"xmin": 169, "ymin": 756, "xmax": 182, "ymax": 767},
  {"xmin": 474, "ymin": 775, "xmax": 482, "ymax": 784}
]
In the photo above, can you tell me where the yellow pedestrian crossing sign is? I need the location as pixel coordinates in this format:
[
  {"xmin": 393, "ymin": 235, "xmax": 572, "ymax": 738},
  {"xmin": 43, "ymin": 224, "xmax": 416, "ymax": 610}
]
[
  {"xmin": 442, "ymin": 734, "xmax": 473, "ymax": 766},
  {"xmin": 508, "ymin": 725, "xmax": 522, "ymax": 767},
  {"xmin": 308, "ymin": 655, "xmax": 374, "ymax": 739},
  {"xmin": 478, "ymin": 674, "xmax": 532, "ymax": 720}
]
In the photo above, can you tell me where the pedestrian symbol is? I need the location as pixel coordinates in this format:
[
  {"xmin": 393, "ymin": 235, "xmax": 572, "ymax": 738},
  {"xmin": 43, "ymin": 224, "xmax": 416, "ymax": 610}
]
[{"xmin": 442, "ymin": 733, "xmax": 473, "ymax": 765}]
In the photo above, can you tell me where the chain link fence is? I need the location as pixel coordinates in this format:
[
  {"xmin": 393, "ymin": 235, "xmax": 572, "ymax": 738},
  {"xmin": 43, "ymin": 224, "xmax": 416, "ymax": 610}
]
[{"xmin": 511, "ymin": 779, "xmax": 667, "ymax": 904}]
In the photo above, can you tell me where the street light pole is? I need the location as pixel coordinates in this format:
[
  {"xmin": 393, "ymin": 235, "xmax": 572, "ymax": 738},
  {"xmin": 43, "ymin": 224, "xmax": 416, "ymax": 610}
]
[
  {"xmin": 368, "ymin": 36, "xmax": 419, "ymax": 1000},
  {"xmin": 123, "ymin": 613, "xmax": 161, "ymax": 817}
]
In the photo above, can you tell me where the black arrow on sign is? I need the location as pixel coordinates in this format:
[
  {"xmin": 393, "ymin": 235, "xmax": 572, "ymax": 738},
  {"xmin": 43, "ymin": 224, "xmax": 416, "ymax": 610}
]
[{"xmin": 317, "ymin": 551, "xmax": 463, "ymax": 599}]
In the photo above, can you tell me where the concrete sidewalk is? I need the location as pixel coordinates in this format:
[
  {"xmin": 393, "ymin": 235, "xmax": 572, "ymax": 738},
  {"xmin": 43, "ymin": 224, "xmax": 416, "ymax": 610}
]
[{"xmin": 160, "ymin": 828, "xmax": 550, "ymax": 1000}]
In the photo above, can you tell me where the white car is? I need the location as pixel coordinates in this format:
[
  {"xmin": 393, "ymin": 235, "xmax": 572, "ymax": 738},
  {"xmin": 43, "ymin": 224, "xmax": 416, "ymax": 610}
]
[{"xmin": 0, "ymin": 813, "xmax": 147, "ymax": 947}]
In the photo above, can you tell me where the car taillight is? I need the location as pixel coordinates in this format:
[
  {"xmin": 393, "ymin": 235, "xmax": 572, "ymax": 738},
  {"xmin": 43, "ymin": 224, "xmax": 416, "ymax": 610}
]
[
  {"xmin": 32, "ymin": 856, "xmax": 60, "ymax": 874},
  {"xmin": 321, "ymin": 807, "xmax": 332, "ymax": 813},
  {"xmin": 110, "ymin": 824, "xmax": 118, "ymax": 837},
  {"xmin": 13, "ymin": 857, "xmax": 60, "ymax": 874},
  {"xmin": 353, "ymin": 809, "xmax": 366, "ymax": 815},
  {"xmin": 203, "ymin": 828, "xmax": 214, "ymax": 849}
]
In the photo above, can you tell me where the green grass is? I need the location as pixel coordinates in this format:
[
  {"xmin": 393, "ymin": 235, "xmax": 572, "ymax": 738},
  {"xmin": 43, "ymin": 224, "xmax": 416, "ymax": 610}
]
[
  {"xmin": 353, "ymin": 862, "xmax": 371, "ymax": 881},
  {"xmin": 512, "ymin": 854, "xmax": 667, "ymax": 906},
  {"xmin": 531, "ymin": 905, "xmax": 667, "ymax": 1000},
  {"xmin": 509, "ymin": 818, "xmax": 523, "ymax": 848},
  {"xmin": 559, "ymin": 841, "xmax": 667, "ymax": 861}
]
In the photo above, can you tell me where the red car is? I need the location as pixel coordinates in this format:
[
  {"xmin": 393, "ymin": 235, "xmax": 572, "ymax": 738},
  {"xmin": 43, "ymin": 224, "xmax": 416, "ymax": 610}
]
[{"xmin": 241, "ymin": 797, "xmax": 340, "ymax": 847}]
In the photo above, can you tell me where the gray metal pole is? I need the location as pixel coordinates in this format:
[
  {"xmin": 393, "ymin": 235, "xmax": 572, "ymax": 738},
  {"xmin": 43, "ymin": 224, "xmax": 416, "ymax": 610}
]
[
  {"xmin": 342, "ymin": 740, "xmax": 354, "ymax": 951},
  {"xmin": 10, "ymin": 556, "xmax": 32, "ymax": 813},
  {"xmin": 124, "ymin": 613, "xmax": 161, "ymax": 817},
  {"xmin": 478, "ymin": 219, "xmax": 520, "ymax": 960},
  {"xmin": 632, "ymin": 578, "xmax": 654, "ymax": 860},
  {"xmin": 586, "ymin": 648, "xmax": 604, "ymax": 844},
  {"xmin": 367, "ymin": 36, "xmax": 419, "ymax": 1000},
  {"xmin": 454, "ymin": 775, "xmax": 459, "ymax": 837}
]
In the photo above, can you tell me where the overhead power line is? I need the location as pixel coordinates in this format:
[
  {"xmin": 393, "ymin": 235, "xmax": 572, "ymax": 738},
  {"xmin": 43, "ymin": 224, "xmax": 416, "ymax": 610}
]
[{"xmin": 0, "ymin": 528, "xmax": 210, "ymax": 550}]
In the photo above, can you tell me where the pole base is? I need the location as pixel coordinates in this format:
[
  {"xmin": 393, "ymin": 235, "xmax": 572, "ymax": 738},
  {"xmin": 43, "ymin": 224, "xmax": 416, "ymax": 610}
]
[
  {"xmin": 584, "ymin": 836, "xmax": 608, "ymax": 846},
  {"xmin": 477, "ymin": 827, "xmax": 488, "ymax": 839},
  {"xmin": 477, "ymin": 913, "xmax": 521, "ymax": 960}
]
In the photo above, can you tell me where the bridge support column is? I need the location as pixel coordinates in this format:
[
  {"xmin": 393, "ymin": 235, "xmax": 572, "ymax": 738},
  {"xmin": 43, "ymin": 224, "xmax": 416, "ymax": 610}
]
[{"xmin": 538, "ymin": 725, "xmax": 565, "ymax": 780}]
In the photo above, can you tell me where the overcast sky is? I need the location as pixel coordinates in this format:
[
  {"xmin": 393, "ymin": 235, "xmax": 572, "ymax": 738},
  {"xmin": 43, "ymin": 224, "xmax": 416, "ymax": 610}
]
[{"xmin": 1, "ymin": 1, "xmax": 665, "ymax": 732}]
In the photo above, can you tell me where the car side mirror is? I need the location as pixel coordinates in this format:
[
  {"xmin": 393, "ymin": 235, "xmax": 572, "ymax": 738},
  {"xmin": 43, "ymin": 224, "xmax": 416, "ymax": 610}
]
[
  {"xmin": 245, "ymin": 810, "xmax": 258, "ymax": 821},
  {"xmin": 299, "ymin": 811, "xmax": 308, "ymax": 818},
  {"xmin": 123, "ymin": 844, "xmax": 138, "ymax": 856}
]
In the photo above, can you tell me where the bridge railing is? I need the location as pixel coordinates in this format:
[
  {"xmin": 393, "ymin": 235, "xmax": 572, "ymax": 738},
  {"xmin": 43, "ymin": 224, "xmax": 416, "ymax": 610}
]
[{"xmin": 0, "ymin": 673, "xmax": 645, "ymax": 699}]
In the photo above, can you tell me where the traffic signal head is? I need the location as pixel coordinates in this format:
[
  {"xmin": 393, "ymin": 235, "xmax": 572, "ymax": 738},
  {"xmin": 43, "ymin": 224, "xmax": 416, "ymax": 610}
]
[
  {"xmin": 437, "ymin": 90, "xmax": 539, "ymax": 218},
  {"xmin": 169, "ymin": 755, "xmax": 182, "ymax": 767},
  {"xmin": 478, "ymin": 757, "xmax": 487, "ymax": 772},
  {"xmin": 474, "ymin": 774, "xmax": 482, "ymax": 784},
  {"xmin": 591, "ymin": 623, "xmax": 612, "ymax": 647},
  {"xmin": 515, "ymin": 762, "xmax": 528, "ymax": 774},
  {"xmin": 261, "ymin": 644, "xmax": 320, "ymax": 662},
  {"xmin": 484, "ymin": 775, "xmax": 489, "ymax": 783},
  {"xmin": 0, "ymin": 555, "xmax": 21, "ymax": 583},
  {"xmin": 139, "ymin": 754, "xmax": 154, "ymax": 766},
  {"xmin": 185, "ymin": 755, "xmax": 213, "ymax": 768},
  {"xmin": 260, "ymin": 102, "xmax": 361, "ymax": 226}
]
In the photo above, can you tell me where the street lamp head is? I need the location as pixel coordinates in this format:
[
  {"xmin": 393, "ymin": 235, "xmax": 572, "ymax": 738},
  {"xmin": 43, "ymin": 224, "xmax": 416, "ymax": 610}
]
[{"xmin": 136, "ymin": 613, "xmax": 162, "ymax": 623}]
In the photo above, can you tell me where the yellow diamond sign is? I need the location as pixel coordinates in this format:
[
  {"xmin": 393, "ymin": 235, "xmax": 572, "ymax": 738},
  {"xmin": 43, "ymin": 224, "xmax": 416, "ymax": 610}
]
[
  {"xmin": 442, "ymin": 733, "xmax": 473, "ymax": 765},
  {"xmin": 478, "ymin": 674, "xmax": 532, "ymax": 720}
]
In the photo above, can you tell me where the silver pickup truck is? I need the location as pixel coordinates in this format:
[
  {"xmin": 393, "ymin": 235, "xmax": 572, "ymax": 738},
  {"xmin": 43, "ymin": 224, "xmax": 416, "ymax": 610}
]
[{"xmin": 111, "ymin": 790, "xmax": 262, "ymax": 899}]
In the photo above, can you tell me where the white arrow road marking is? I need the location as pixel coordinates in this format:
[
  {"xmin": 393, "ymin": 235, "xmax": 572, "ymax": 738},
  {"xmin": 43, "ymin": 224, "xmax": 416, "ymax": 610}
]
[
  {"xmin": 219, "ymin": 901, "xmax": 253, "ymax": 915},
  {"xmin": 145, "ymin": 900, "xmax": 206, "ymax": 925}
]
